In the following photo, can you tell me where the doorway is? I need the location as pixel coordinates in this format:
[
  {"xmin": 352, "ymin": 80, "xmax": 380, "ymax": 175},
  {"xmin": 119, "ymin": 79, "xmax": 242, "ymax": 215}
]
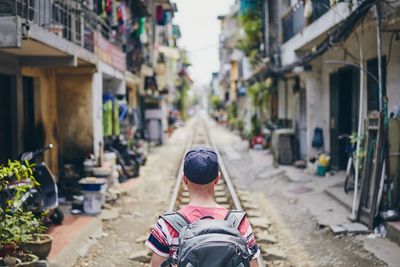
[
  {"xmin": 22, "ymin": 76, "xmax": 39, "ymax": 152},
  {"xmin": 0, "ymin": 74, "xmax": 13, "ymax": 163},
  {"xmin": 330, "ymin": 67, "xmax": 359, "ymax": 170}
]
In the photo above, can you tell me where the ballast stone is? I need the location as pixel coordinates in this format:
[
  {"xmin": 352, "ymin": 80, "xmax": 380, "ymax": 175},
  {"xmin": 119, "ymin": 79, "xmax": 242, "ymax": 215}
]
[
  {"xmin": 129, "ymin": 250, "xmax": 151, "ymax": 263},
  {"xmin": 249, "ymin": 217, "xmax": 271, "ymax": 230}
]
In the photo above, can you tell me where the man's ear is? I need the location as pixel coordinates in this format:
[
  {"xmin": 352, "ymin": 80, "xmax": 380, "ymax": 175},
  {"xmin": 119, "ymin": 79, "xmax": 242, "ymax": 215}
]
[
  {"xmin": 183, "ymin": 175, "xmax": 188, "ymax": 185},
  {"xmin": 214, "ymin": 172, "xmax": 221, "ymax": 185}
]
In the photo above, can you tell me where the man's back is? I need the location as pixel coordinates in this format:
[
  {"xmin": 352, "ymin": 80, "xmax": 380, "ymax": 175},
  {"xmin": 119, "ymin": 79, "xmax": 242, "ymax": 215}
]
[
  {"xmin": 146, "ymin": 204, "xmax": 259, "ymax": 260},
  {"xmin": 145, "ymin": 148, "xmax": 259, "ymax": 266}
]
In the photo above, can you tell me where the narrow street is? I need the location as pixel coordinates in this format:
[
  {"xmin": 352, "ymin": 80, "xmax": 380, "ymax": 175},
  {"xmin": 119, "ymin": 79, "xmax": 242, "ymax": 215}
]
[
  {"xmin": 1, "ymin": 1, "xmax": 400, "ymax": 267},
  {"xmin": 73, "ymin": 116, "xmax": 394, "ymax": 267}
]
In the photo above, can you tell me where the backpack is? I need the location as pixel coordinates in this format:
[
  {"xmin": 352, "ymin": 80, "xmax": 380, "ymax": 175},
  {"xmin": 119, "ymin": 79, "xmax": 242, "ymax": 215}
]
[{"xmin": 160, "ymin": 210, "xmax": 252, "ymax": 267}]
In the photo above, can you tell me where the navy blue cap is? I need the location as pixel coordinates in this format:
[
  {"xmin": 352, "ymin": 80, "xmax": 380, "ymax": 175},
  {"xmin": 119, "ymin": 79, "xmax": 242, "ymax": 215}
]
[{"xmin": 183, "ymin": 147, "xmax": 219, "ymax": 185}]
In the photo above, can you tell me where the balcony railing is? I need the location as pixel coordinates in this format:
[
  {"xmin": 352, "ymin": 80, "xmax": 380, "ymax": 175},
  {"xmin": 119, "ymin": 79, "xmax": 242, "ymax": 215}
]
[
  {"xmin": 282, "ymin": 0, "xmax": 331, "ymax": 43},
  {"xmin": 0, "ymin": 0, "xmax": 124, "ymax": 53}
]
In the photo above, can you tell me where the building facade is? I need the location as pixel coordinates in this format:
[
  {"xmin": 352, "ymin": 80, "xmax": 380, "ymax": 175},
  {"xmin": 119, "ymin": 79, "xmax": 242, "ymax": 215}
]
[{"xmin": 0, "ymin": 0, "xmax": 182, "ymax": 175}]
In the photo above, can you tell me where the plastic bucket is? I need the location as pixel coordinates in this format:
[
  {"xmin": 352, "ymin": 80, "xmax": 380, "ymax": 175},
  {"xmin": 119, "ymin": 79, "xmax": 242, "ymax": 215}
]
[
  {"xmin": 82, "ymin": 191, "xmax": 103, "ymax": 215},
  {"xmin": 317, "ymin": 165, "xmax": 327, "ymax": 176}
]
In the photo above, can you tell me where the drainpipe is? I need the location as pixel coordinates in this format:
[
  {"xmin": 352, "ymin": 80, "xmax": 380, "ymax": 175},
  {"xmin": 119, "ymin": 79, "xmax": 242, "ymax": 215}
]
[
  {"xmin": 351, "ymin": 41, "xmax": 364, "ymax": 219},
  {"xmin": 285, "ymin": 78, "xmax": 288, "ymax": 127}
]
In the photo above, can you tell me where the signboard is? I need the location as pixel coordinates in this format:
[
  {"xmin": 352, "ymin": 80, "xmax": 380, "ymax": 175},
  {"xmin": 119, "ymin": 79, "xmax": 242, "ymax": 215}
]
[{"xmin": 93, "ymin": 32, "xmax": 126, "ymax": 71}]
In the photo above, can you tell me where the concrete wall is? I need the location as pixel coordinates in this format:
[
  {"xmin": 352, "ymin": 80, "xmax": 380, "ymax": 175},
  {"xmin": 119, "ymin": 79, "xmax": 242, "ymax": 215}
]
[
  {"xmin": 303, "ymin": 61, "xmax": 330, "ymax": 157},
  {"xmin": 57, "ymin": 73, "xmax": 94, "ymax": 165},
  {"xmin": 21, "ymin": 67, "xmax": 59, "ymax": 174}
]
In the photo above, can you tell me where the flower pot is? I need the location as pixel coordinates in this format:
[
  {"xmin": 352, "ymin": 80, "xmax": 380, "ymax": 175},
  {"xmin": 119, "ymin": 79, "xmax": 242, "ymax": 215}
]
[
  {"xmin": 0, "ymin": 245, "xmax": 14, "ymax": 258},
  {"xmin": 16, "ymin": 254, "xmax": 38, "ymax": 267},
  {"xmin": 0, "ymin": 256, "xmax": 21, "ymax": 267},
  {"xmin": 20, "ymin": 234, "xmax": 52, "ymax": 260}
]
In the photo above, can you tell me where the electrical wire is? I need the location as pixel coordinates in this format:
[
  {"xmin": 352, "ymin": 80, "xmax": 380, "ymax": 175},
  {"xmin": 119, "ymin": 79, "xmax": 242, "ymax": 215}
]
[
  {"xmin": 187, "ymin": 43, "xmax": 219, "ymax": 53},
  {"xmin": 386, "ymin": 31, "xmax": 396, "ymax": 68}
]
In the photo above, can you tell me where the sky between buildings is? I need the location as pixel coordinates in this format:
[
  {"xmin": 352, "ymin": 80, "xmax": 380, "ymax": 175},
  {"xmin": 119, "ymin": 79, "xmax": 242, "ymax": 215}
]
[{"xmin": 174, "ymin": 0, "xmax": 235, "ymax": 86}]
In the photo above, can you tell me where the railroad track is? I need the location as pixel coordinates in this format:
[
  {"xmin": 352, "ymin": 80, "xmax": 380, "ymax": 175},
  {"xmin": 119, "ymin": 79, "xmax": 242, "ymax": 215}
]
[{"xmin": 167, "ymin": 117, "xmax": 267, "ymax": 267}]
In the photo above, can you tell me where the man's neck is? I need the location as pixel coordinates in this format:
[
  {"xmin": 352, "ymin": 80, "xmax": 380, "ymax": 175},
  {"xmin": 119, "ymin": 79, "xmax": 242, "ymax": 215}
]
[{"xmin": 188, "ymin": 193, "xmax": 219, "ymax": 207}]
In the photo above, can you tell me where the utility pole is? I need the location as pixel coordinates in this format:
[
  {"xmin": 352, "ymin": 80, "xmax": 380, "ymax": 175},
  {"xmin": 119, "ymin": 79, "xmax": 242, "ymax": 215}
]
[{"xmin": 375, "ymin": 2, "xmax": 384, "ymax": 106}]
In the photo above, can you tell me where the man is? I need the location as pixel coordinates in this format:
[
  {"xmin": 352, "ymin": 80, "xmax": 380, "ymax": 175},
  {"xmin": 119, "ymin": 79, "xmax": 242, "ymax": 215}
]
[
  {"xmin": 167, "ymin": 110, "xmax": 176, "ymax": 137},
  {"xmin": 145, "ymin": 147, "xmax": 259, "ymax": 267}
]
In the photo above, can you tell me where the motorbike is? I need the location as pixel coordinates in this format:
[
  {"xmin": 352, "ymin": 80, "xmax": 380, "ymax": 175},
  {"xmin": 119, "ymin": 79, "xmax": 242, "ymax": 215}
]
[
  {"xmin": 105, "ymin": 136, "xmax": 141, "ymax": 181},
  {"xmin": 131, "ymin": 131, "xmax": 148, "ymax": 166},
  {"xmin": 18, "ymin": 144, "xmax": 64, "ymax": 224}
]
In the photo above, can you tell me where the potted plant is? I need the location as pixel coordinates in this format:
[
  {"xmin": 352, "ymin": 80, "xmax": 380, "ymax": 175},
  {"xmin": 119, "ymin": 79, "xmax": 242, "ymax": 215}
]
[
  {"xmin": 236, "ymin": 119, "xmax": 244, "ymax": 136},
  {"xmin": 19, "ymin": 211, "xmax": 51, "ymax": 261},
  {"xmin": 0, "ymin": 160, "xmax": 45, "ymax": 265},
  {"xmin": 0, "ymin": 210, "xmax": 40, "ymax": 266}
]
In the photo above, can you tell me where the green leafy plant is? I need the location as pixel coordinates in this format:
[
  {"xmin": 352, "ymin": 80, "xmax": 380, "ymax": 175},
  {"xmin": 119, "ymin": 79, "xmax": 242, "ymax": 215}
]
[
  {"xmin": 236, "ymin": 119, "xmax": 244, "ymax": 133},
  {"xmin": 251, "ymin": 113, "xmax": 261, "ymax": 136},
  {"xmin": 236, "ymin": 8, "xmax": 263, "ymax": 66},
  {"xmin": 0, "ymin": 160, "xmax": 45, "ymax": 257},
  {"xmin": 248, "ymin": 79, "xmax": 272, "ymax": 107},
  {"xmin": 0, "ymin": 209, "xmax": 46, "ymax": 255},
  {"xmin": 349, "ymin": 132, "xmax": 366, "ymax": 171},
  {"xmin": 210, "ymin": 95, "xmax": 222, "ymax": 110},
  {"xmin": 247, "ymin": 78, "xmax": 273, "ymax": 119},
  {"xmin": 0, "ymin": 160, "xmax": 38, "ymax": 211}
]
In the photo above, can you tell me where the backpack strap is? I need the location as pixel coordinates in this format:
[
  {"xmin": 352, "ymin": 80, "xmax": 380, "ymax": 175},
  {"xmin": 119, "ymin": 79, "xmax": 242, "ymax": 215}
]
[
  {"xmin": 160, "ymin": 212, "xmax": 190, "ymax": 234},
  {"xmin": 224, "ymin": 210, "xmax": 246, "ymax": 230}
]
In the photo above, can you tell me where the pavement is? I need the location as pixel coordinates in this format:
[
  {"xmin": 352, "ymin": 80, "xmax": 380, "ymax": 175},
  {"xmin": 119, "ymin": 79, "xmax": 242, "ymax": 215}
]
[
  {"xmin": 47, "ymin": 214, "xmax": 102, "ymax": 267},
  {"xmin": 46, "ymin": 177, "xmax": 141, "ymax": 267}
]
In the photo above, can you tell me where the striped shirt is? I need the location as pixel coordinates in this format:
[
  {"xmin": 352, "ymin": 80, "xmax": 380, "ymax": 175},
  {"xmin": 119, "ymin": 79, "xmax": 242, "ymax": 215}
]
[{"xmin": 145, "ymin": 204, "xmax": 260, "ymax": 259}]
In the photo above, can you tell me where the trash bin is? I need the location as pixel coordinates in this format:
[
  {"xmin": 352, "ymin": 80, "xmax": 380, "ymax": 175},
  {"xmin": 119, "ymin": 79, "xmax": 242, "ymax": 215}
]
[
  {"xmin": 82, "ymin": 191, "xmax": 103, "ymax": 215},
  {"xmin": 79, "ymin": 178, "xmax": 106, "ymax": 215},
  {"xmin": 272, "ymin": 129, "xmax": 296, "ymax": 165}
]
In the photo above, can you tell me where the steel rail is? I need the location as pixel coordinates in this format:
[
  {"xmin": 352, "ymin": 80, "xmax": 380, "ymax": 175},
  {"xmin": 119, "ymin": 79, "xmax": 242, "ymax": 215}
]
[
  {"xmin": 204, "ymin": 118, "xmax": 266, "ymax": 267},
  {"xmin": 167, "ymin": 128, "xmax": 195, "ymax": 212},
  {"xmin": 206, "ymin": 127, "xmax": 243, "ymax": 211},
  {"xmin": 167, "ymin": 116, "xmax": 266, "ymax": 266}
]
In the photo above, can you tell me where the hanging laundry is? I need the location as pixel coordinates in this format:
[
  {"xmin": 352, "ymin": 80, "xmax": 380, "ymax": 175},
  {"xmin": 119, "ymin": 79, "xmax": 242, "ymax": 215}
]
[
  {"xmin": 156, "ymin": 5, "xmax": 164, "ymax": 25},
  {"xmin": 110, "ymin": 0, "xmax": 118, "ymax": 27},
  {"xmin": 105, "ymin": 0, "xmax": 112, "ymax": 14},
  {"xmin": 113, "ymin": 99, "xmax": 121, "ymax": 135},
  {"xmin": 138, "ymin": 17, "xmax": 146, "ymax": 35},
  {"xmin": 103, "ymin": 100, "xmax": 113, "ymax": 137},
  {"xmin": 117, "ymin": 2, "xmax": 123, "ymax": 25}
]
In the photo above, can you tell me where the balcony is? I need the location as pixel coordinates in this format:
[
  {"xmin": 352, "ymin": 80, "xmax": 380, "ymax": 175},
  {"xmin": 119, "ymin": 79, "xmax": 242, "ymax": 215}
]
[
  {"xmin": 280, "ymin": 1, "xmax": 352, "ymax": 66},
  {"xmin": 0, "ymin": 0, "xmax": 123, "ymax": 54},
  {"xmin": 282, "ymin": 0, "xmax": 331, "ymax": 43}
]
